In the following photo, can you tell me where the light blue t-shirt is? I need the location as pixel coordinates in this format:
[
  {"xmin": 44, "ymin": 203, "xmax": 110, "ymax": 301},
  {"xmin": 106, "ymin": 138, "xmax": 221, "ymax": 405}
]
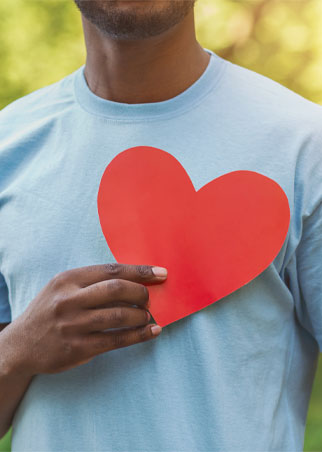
[{"xmin": 1, "ymin": 47, "xmax": 322, "ymax": 452}]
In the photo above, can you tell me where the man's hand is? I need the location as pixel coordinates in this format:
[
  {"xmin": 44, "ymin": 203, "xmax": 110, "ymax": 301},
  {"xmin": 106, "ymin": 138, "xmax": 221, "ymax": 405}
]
[{"xmin": 2, "ymin": 263, "xmax": 167, "ymax": 377}]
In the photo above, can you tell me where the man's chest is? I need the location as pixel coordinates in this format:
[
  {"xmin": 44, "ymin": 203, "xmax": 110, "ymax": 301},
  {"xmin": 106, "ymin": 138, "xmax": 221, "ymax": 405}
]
[{"xmin": 0, "ymin": 129, "xmax": 296, "ymax": 321}]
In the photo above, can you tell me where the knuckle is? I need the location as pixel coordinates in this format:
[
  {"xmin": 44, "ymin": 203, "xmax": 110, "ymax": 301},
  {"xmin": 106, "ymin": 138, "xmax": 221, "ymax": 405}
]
[
  {"xmin": 91, "ymin": 312, "xmax": 105, "ymax": 328},
  {"xmin": 104, "ymin": 263, "xmax": 122, "ymax": 277},
  {"xmin": 84, "ymin": 282, "xmax": 96, "ymax": 298},
  {"xmin": 106, "ymin": 279, "xmax": 125, "ymax": 299},
  {"xmin": 109, "ymin": 307, "xmax": 127, "ymax": 324},
  {"xmin": 136, "ymin": 265, "xmax": 152, "ymax": 279},
  {"xmin": 52, "ymin": 292, "xmax": 73, "ymax": 317},
  {"xmin": 51, "ymin": 271, "xmax": 69, "ymax": 288},
  {"xmin": 61, "ymin": 338, "xmax": 80, "ymax": 357},
  {"xmin": 56, "ymin": 320, "xmax": 72, "ymax": 337},
  {"xmin": 52, "ymin": 295, "xmax": 65, "ymax": 317},
  {"xmin": 112, "ymin": 333, "xmax": 127, "ymax": 348}
]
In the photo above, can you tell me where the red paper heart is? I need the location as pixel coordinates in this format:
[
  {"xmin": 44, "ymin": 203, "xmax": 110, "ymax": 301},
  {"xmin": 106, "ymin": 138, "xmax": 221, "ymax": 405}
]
[{"xmin": 97, "ymin": 146, "xmax": 290, "ymax": 327}]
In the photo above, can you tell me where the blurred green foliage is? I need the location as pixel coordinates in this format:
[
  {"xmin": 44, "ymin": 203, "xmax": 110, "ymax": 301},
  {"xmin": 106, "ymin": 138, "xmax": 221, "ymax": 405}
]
[
  {"xmin": 0, "ymin": 0, "xmax": 85, "ymax": 109},
  {"xmin": 0, "ymin": 430, "xmax": 10, "ymax": 452},
  {"xmin": 0, "ymin": 0, "xmax": 321, "ymax": 450},
  {"xmin": 1, "ymin": 0, "xmax": 322, "ymax": 109},
  {"xmin": 306, "ymin": 360, "xmax": 322, "ymax": 450},
  {"xmin": 197, "ymin": 0, "xmax": 322, "ymax": 104}
]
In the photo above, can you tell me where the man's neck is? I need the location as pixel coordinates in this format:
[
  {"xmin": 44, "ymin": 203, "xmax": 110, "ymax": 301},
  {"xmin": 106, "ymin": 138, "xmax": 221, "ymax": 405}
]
[{"xmin": 82, "ymin": 9, "xmax": 210, "ymax": 104}]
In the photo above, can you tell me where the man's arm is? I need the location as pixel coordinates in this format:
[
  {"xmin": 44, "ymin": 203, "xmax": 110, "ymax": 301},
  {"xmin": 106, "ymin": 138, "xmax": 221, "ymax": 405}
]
[
  {"xmin": 0, "ymin": 324, "xmax": 34, "ymax": 438},
  {"xmin": 0, "ymin": 263, "xmax": 165, "ymax": 439}
]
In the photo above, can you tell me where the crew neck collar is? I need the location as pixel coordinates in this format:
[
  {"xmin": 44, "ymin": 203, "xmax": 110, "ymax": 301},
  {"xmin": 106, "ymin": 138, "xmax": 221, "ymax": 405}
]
[{"xmin": 73, "ymin": 48, "xmax": 226, "ymax": 121}]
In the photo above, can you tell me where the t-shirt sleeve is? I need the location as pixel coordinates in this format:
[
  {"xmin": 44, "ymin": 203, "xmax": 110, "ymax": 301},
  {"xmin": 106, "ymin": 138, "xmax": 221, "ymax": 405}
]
[
  {"xmin": 286, "ymin": 126, "xmax": 322, "ymax": 351},
  {"xmin": 0, "ymin": 271, "xmax": 11, "ymax": 323},
  {"xmin": 294, "ymin": 202, "xmax": 322, "ymax": 349}
]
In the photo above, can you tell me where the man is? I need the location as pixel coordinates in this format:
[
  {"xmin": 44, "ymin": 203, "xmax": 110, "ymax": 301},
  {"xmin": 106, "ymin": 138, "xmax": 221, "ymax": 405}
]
[{"xmin": 0, "ymin": 0, "xmax": 321, "ymax": 450}]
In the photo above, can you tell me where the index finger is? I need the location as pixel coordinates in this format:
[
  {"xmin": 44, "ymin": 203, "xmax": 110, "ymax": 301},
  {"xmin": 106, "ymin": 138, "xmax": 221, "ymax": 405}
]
[{"xmin": 65, "ymin": 263, "xmax": 167, "ymax": 288}]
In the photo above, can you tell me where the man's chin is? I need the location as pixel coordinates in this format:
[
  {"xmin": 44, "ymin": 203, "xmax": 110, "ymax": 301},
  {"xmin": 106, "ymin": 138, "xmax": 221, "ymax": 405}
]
[{"xmin": 74, "ymin": 0, "xmax": 195, "ymax": 41}]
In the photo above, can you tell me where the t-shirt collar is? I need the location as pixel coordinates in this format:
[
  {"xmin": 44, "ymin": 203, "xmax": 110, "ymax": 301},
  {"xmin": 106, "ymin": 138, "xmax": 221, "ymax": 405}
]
[{"xmin": 73, "ymin": 47, "xmax": 226, "ymax": 121}]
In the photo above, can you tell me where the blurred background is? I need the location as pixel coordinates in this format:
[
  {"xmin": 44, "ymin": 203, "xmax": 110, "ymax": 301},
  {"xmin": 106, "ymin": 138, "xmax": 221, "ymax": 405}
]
[{"xmin": 0, "ymin": 0, "xmax": 321, "ymax": 450}]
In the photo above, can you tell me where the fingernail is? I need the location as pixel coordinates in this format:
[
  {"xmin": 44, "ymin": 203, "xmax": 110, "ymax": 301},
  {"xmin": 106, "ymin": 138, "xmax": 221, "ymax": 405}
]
[
  {"xmin": 151, "ymin": 325, "xmax": 162, "ymax": 336},
  {"xmin": 146, "ymin": 311, "xmax": 151, "ymax": 321},
  {"xmin": 152, "ymin": 267, "xmax": 167, "ymax": 278}
]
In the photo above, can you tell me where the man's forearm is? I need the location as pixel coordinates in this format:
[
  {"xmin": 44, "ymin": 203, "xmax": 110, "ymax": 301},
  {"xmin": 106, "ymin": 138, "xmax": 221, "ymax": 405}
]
[{"xmin": 0, "ymin": 325, "xmax": 34, "ymax": 439}]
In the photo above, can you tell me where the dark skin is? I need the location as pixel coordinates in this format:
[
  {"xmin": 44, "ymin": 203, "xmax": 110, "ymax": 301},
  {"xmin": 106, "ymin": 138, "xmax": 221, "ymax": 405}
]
[
  {"xmin": 76, "ymin": 0, "xmax": 210, "ymax": 104},
  {"xmin": 0, "ymin": 0, "xmax": 210, "ymax": 438},
  {"xmin": 0, "ymin": 264, "xmax": 167, "ymax": 437}
]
